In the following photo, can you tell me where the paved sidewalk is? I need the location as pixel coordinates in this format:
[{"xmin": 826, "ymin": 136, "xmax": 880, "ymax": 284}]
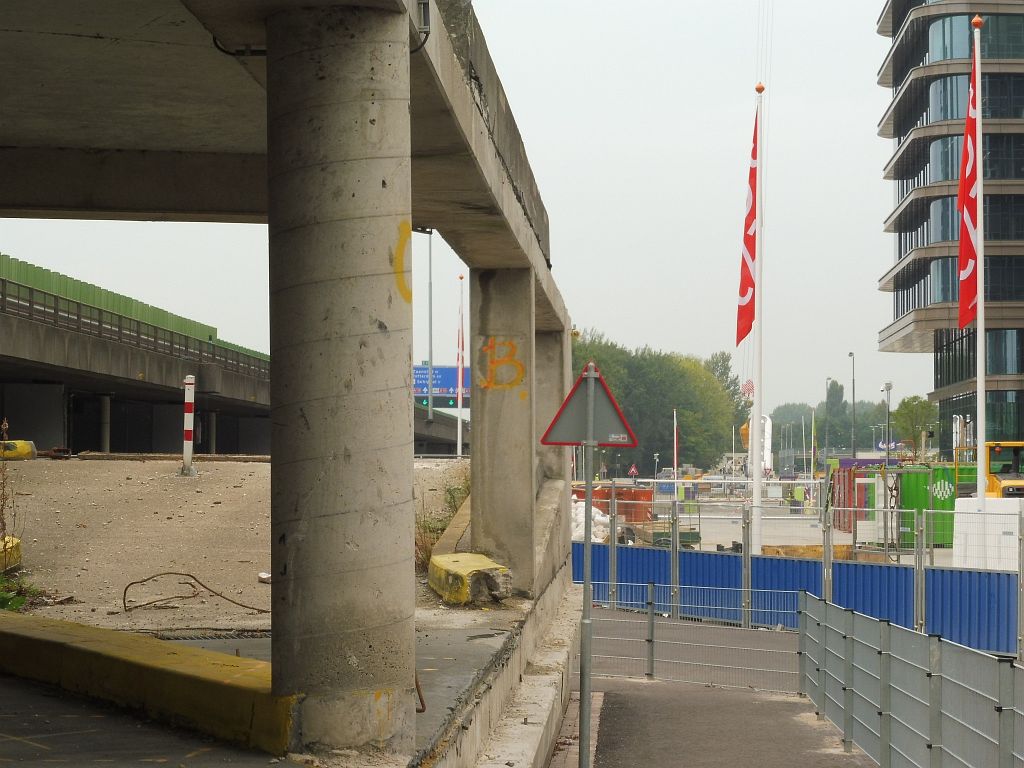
[{"xmin": 549, "ymin": 677, "xmax": 875, "ymax": 768}]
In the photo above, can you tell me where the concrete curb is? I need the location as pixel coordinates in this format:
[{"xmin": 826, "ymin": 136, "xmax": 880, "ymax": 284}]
[
  {"xmin": 0, "ymin": 612, "xmax": 296, "ymax": 754},
  {"xmin": 76, "ymin": 452, "xmax": 270, "ymax": 463},
  {"xmin": 413, "ymin": 560, "xmax": 579, "ymax": 768}
]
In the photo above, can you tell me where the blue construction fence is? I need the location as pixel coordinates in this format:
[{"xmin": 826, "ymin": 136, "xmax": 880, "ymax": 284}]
[{"xmin": 571, "ymin": 542, "xmax": 1018, "ymax": 655}]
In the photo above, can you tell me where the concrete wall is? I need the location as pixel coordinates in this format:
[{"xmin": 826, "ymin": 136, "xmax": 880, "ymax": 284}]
[{"xmin": 2, "ymin": 383, "xmax": 65, "ymax": 448}]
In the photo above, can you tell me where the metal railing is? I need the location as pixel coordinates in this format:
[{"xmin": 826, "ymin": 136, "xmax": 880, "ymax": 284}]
[
  {"xmin": 582, "ymin": 581, "xmax": 800, "ymax": 693},
  {"xmin": 0, "ymin": 278, "xmax": 270, "ymax": 380},
  {"xmin": 801, "ymin": 592, "xmax": 1021, "ymax": 767}
]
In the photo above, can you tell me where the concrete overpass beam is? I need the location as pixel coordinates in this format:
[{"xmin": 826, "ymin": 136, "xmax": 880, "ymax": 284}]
[
  {"xmin": 266, "ymin": 6, "xmax": 414, "ymax": 755},
  {"xmin": 470, "ymin": 268, "xmax": 537, "ymax": 595}
]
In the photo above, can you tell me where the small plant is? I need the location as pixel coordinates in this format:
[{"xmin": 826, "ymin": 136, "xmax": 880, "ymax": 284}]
[
  {"xmin": 414, "ymin": 477, "xmax": 471, "ymax": 572},
  {"xmin": 0, "ymin": 575, "xmax": 43, "ymax": 612}
]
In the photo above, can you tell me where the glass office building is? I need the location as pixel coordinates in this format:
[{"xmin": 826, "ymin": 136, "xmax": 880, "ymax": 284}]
[{"xmin": 877, "ymin": 2, "xmax": 1024, "ymax": 457}]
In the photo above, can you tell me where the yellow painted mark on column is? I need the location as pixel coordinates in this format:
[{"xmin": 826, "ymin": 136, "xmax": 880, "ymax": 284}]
[
  {"xmin": 393, "ymin": 220, "xmax": 412, "ymax": 304},
  {"xmin": 478, "ymin": 337, "xmax": 527, "ymax": 397}
]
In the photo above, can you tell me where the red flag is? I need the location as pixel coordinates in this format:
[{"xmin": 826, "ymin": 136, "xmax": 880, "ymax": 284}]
[
  {"xmin": 957, "ymin": 53, "xmax": 980, "ymax": 329},
  {"xmin": 736, "ymin": 116, "xmax": 758, "ymax": 345}
]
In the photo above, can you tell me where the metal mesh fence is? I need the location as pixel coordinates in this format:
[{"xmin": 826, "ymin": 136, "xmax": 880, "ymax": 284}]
[{"xmin": 581, "ymin": 582, "xmax": 799, "ymax": 693}]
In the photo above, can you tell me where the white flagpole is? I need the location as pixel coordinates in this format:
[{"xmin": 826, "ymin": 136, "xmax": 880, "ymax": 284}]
[
  {"xmin": 973, "ymin": 16, "xmax": 987, "ymax": 509},
  {"xmin": 750, "ymin": 83, "xmax": 765, "ymax": 554},
  {"xmin": 456, "ymin": 274, "xmax": 465, "ymax": 458},
  {"xmin": 673, "ymin": 408, "xmax": 679, "ymax": 480}
]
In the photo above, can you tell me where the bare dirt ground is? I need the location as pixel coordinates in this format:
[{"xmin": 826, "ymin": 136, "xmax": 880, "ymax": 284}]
[{"xmin": 4, "ymin": 457, "xmax": 469, "ymax": 631}]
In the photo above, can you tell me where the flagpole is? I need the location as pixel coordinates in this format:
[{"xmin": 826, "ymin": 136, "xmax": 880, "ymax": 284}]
[
  {"xmin": 973, "ymin": 16, "xmax": 987, "ymax": 509},
  {"xmin": 750, "ymin": 83, "xmax": 765, "ymax": 554},
  {"xmin": 673, "ymin": 408, "xmax": 679, "ymax": 481},
  {"xmin": 456, "ymin": 274, "xmax": 465, "ymax": 458}
]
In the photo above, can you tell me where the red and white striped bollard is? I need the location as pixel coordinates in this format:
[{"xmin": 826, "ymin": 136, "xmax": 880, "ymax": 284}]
[{"xmin": 182, "ymin": 374, "xmax": 196, "ymax": 476}]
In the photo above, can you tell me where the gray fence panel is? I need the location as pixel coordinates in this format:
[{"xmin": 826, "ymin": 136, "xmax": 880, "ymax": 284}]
[
  {"xmin": 851, "ymin": 612, "xmax": 882, "ymax": 763},
  {"xmin": 938, "ymin": 642, "xmax": 1000, "ymax": 768},
  {"xmin": 824, "ymin": 602, "xmax": 849, "ymax": 727},
  {"xmin": 1015, "ymin": 668, "xmax": 1024, "ymax": 763},
  {"xmin": 803, "ymin": 597, "xmax": 824, "ymax": 713},
  {"xmin": 888, "ymin": 626, "xmax": 931, "ymax": 768}
]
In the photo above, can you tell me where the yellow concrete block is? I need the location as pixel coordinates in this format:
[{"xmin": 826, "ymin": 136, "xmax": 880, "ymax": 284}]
[
  {"xmin": 1, "ymin": 535, "xmax": 21, "ymax": 573},
  {"xmin": 428, "ymin": 552, "xmax": 510, "ymax": 605},
  {"xmin": 0, "ymin": 611, "xmax": 294, "ymax": 754}
]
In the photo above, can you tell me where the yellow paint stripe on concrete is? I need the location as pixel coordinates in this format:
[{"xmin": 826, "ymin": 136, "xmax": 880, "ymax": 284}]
[
  {"xmin": 428, "ymin": 552, "xmax": 508, "ymax": 604},
  {"xmin": 0, "ymin": 612, "xmax": 295, "ymax": 755}
]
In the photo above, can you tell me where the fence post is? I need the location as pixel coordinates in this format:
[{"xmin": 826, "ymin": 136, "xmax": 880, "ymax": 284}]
[
  {"xmin": 998, "ymin": 657, "xmax": 1014, "ymax": 768},
  {"xmin": 670, "ymin": 498, "xmax": 679, "ymax": 621},
  {"xmin": 843, "ymin": 609, "xmax": 854, "ymax": 753},
  {"xmin": 1018, "ymin": 499, "xmax": 1024, "ymax": 661},
  {"xmin": 646, "ymin": 582, "xmax": 655, "ymax": 679},
  {"xmin": 798, "ymin": 591, "xmax": 807, "ymax": 697},
  {"xmin": 927, "ymin": 635, "xmax": 943, "ymax": 767},
  {"xmin": 822, "ymin": 500, "xmax": 833, "ymax": 603},
  {"xmin": 815, "ymin": 602, "xmax": 826, "ymax": 721},
  {"xmin": 879, "ymin": 620, "xmax": 892, "ymax": 768},
  {"xmin": 915, "ymin": 508, "xmax": 926, "ymax": 633},
  {"xmin": 742, "ymin": 502, "xmax": 752, "ymax": 629},
  {"xmin": 609, "ymin": 490, "xmax": 617, "ymax": 611}
]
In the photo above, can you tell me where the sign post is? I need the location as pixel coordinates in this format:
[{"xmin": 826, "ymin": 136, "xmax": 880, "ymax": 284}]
[{"xmin": 541, "ymin": 361, "xmax": 636, "ymax": 768}]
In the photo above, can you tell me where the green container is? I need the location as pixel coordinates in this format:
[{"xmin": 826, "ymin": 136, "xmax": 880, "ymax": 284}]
[{"xmin": 897, "ymin": 466, "xmax": 961, "ymax": 548}]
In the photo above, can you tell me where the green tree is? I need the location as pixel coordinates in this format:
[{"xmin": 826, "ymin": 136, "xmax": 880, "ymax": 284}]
[
  {"xmin": 891, "ymin": 396, "xmax": 938, "ymax": 460},
  {"xmin": 570, "ymin": 331, "xmax": 733, "ymax": 473},
  {"xmin": 704, "ymin": 351, "xmax": 751, "ymax": 430}
]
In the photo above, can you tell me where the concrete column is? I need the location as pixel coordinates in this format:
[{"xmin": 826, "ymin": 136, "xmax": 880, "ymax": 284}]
[
  {"xmin": 533, "ymin": 330, "xmax": 572, "ymax": 591},
  {"xmin": 208, "ymin": 411, "xmax": 217, "ymax": 455},
  {"xmin": 470, "ymin": 268, "xmax": 536, "ymax": 595},
  {"xmin": 99, "ymin": 395, "xmax": 111, "ymax": 453},
  {"xmin": 267, "ymin": 7, "xmax": 414, "ymax": 755}
]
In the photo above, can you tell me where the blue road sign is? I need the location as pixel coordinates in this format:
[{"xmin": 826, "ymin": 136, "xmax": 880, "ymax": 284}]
[{"xmin": 412, "ymin": 366, "xmax": 471, "ymax": 396}]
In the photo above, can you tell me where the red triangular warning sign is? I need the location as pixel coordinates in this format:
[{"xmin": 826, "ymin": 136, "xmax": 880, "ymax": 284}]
[{"xmin": 540, "ymin": 362, "xmax": 638, "ymax": 447}]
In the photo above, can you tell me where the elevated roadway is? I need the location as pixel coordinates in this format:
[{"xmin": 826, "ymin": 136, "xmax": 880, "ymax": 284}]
[{"xmin": 0, "ymin": 0, "xmax": 571, "ymax": 757}]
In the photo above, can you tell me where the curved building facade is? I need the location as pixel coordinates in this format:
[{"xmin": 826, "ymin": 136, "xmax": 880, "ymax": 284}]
[{"xmin": 877, "ymin": 1, "xmax": 1024, "ymax": 457}]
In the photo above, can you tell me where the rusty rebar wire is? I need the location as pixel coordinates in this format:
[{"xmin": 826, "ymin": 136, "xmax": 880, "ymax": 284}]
[{"xmin": 122, "ymin": 571, "xmax": 269, "ymax": 614}]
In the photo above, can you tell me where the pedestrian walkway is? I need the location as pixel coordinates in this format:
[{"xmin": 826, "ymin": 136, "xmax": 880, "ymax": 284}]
[{"xmin": 549, "ymin": 677, "xmax": 875, "ymax": 768}]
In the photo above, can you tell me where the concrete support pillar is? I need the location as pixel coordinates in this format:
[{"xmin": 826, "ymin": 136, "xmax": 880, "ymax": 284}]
[
  {"xmin": 267, "ymin": 6, "xmax": 413, "ymax": 755},
  {"xmin": 535, "ymin": 331, "xmax": 570, "ymax": 485},
  {"xmin": 99, "ymin": 395, "xmax": 111, "ymax": 454},
  {"xmin": 534, "ymin": 330, "xmax": 572, "ymax": 589},
  {"xmin": 470, "ymin": 268, "xmax": 537, "ymax": 595},
  {"xmin": 208, "ymin": 411, "xmax": 217, "ymax": 455}
]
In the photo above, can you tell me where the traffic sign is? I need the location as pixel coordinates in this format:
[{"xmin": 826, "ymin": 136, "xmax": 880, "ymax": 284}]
[
  {"xmin": 627, "ymin": 464, "xmax": 639, "ymax": 477},
  {"xmin": 541, "ymin": 362, "xmax": 637, "ymax": 447},
  {"xmin": 412, "ymin": 365, "xmax": 470, "ymax": 396}
]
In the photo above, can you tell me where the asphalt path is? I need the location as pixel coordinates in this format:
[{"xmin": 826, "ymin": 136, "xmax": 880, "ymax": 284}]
[{"xmin": 589, "ymin": 677, "xmax": 875, "ymax": 768}]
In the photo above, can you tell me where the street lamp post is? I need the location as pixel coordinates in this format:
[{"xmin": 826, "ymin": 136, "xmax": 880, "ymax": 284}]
[
  {"xmin": 824, "ymin": 377, "xmax": 832, "ymax": 469},
  {"xmin": 849, "ymin": 352, "xmax": 856, "ymax": 459},
  {"xmin": 882, "ymin": 383, "xmax": 892, "ymax": 464},
  {"xmin": 654, "ymin": 452, "xmax": 660, "ymax": 479}
]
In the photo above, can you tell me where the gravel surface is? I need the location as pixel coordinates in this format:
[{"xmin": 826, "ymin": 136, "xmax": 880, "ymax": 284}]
[{"xmin": 4, "ymin": 457, "xmax": 468, "ymax": 631}]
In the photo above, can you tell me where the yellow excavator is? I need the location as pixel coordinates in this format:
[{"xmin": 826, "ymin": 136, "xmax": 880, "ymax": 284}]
[{"xmin": 984, "ymin": 442, "xmax": 1024, "ymax": 497}]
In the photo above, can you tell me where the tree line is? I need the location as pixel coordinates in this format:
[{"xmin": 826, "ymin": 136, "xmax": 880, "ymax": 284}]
[{"xmin": 571, "ymin": 330, "xmax": 938, "ymax": 476}]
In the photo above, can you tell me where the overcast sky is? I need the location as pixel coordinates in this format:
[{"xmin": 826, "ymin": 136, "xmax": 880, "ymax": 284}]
[{"xmin": 0, "ymin": 0, "xmax": 932, "ymax": 411}]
